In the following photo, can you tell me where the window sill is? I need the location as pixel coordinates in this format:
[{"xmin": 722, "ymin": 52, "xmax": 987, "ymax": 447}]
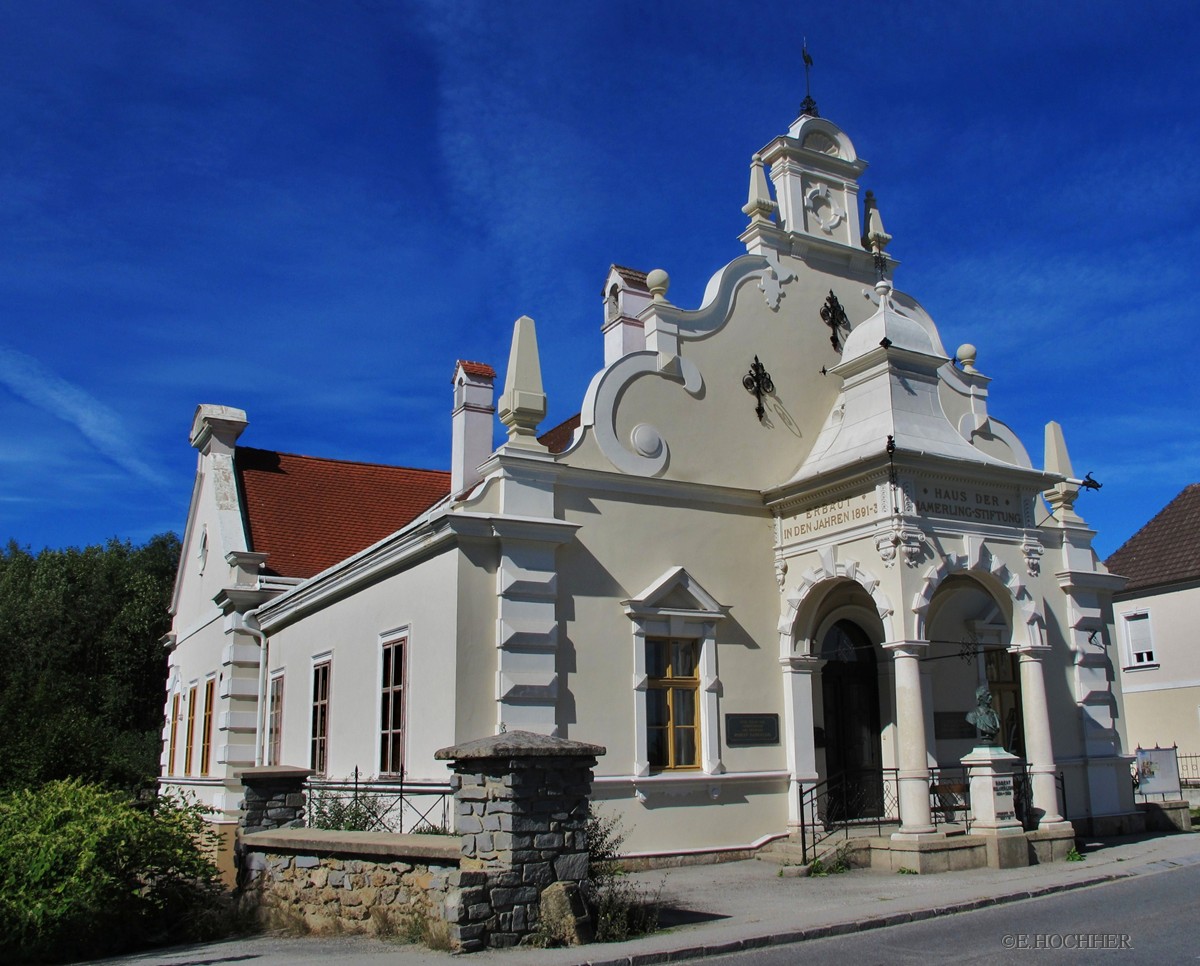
[{"xmin": 1122, "ymin": 663, "xmax": 1160, "ymax": 672}]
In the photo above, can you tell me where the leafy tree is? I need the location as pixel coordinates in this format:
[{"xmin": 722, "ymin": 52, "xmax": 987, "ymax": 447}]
[{"xmin": 0, "ymin": 533, "xmax": 180, "ymax": 790}]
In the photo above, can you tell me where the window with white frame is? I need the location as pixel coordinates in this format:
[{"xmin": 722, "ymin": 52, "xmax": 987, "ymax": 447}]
[
  {"xmin": 311, "ymin": 660, "xmax": 331, "ymax": 775},
  {"xmin": 380, "ymin": 635, "xmax": 406, "ymax": 776},
  {"xmin": 1122, "ymin": 611, "xmax": 1156, "ymax": 668},
  {"xmin": 625, "ymin": 567, "xmax": 725, "ymax": 778},
  {"xmin": 267, "ymin": 672, "xmax": 285, "ymax": 766}
]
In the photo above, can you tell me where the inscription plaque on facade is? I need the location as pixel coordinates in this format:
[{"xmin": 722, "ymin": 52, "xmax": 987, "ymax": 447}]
[
  {"xmin": 934, "ymin": 711, "xmax": 977, "ymax": 740},
  {"xmin": 914, "ymin": 482, "xmax": 1023, "ymax": 526},
  {"xmin": 780, "ymin": 491, "xmax": 879, "ymax": 545},
  {"xmin": 725, "ymin": 713, "xmax": 781, "ymax": 747}
]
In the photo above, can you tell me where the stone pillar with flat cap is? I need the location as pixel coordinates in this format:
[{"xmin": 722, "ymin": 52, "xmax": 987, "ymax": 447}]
[{"xmin": 885, "ymin": 641, "xmax": 938, "ymax": 838}]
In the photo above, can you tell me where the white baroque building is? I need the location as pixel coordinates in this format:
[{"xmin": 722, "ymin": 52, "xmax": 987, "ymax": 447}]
[{"xmin": 161, "ymin": 104, "xmax": 1136, "ymax": 861}]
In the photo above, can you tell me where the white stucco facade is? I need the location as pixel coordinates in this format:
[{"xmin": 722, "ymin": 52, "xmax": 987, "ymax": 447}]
[{"xmin": 161, "ymin": 107, "xmax": 1136, "ymax": 857}]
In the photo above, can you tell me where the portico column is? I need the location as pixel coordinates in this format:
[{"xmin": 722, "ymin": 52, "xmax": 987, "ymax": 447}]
[
  {"xmin": 1013, "ymin": 646, "xmax": 1067, "ymax": 826},
  {"xmin": 884, "ymin": 641, "xmax": 936, "ymax": 836},
  {"xmin": 780, "ymin": 656, "xmax": 821, "ymax": 830}
]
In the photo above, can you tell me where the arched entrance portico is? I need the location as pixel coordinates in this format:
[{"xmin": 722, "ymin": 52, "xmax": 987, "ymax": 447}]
[{"xmin": 918, "ymin": 559, "xmax": 1066, "ymax": 830}]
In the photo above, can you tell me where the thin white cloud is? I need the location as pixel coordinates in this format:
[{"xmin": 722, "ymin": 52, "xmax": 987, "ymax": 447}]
[{"xmin": 0, "ymin": 343, "xmax": 167, "ymax": 487}]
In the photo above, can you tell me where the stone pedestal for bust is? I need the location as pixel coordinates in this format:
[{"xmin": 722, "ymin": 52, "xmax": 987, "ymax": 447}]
[{"xmin": 961, "ymin": 745, "xmax": 1028, "ymax": 869}]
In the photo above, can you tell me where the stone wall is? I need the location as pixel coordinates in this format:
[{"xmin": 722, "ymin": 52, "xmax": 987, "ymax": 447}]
[
  {"xmin": 237, "ymin": 733, "xmax": 605, "ymax": 952},
  {"xmin": 238, "ymin": 829, "xmax": 460, "ymax": 937}
]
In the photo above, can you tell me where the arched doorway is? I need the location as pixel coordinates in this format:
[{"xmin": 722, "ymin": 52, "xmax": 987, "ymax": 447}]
[{"xmin": 820, "ymin": 620, "xmax": 883, "ymax": 820}]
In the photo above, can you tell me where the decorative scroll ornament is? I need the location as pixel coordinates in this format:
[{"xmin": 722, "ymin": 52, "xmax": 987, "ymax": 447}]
[
  {"xmin": 874, "ymin": 520, "xmax": 927, "ymax": 569},
  {"xmin": 1022, "ymin": 534, "xmax": 1044, "ymax": 577},
  {"xmin": 774, "ymin": 556, "xmax": 788, "ymax": 592},
  {"xmin": 758, "ymin": 249, "xmax": 795, "ymax": 310},
  {"xmin": 819, "ymin": 290, "xmax": 850, "ymax": 351},
  {"xmin": 804, "ymin": 182, "xmax": 845, "ymax": 234}
]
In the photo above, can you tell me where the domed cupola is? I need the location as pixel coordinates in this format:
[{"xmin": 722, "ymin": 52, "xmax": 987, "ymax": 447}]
[{"xmin": 756, "ymin": 113, "xmax": 868, "ymax": 251}]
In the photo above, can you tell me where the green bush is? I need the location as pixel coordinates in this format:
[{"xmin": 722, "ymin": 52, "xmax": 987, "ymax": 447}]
[
  {"xmin": 0, "ymin": 779, "xmax": 225, "ymax": 963},
  {"xmin": 584, "ymin": 806, "xmax": 661, "ymax": 942}
]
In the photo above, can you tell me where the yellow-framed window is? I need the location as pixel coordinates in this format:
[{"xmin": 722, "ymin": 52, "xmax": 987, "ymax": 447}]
[
  {"xmin": 200, "ymin": 678, "xmax": 215, "ymax": 775},
  {"xmin": 167, "ymin": 693, "xmax": 180, "ymax": 775},
  {"xmin": 184, "ymin": 685, "xmax": 197, "ymax": 776},
  {"xmin": 646, "ymin": 638, "xmax": 700, "ymax": 770}
]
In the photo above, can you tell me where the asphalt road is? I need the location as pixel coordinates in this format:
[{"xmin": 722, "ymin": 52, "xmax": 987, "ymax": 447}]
[{"xmin": 683, "ymin": 861, "xmax": 1200, "ymax": 965}]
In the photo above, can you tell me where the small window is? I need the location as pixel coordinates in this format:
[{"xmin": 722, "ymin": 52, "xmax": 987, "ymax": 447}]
[
  {"xmin": 1123, "ymin": 612, "xmax": 1156, "ymax": 667},
  {"xmin": 646, "ymin": 638, "xmax": 700, "ymax": 770},
  {"xmin": 267, "ymin": 673, "xmax": 285, "ymax": 766},
  {"xmin": 200, "ymin": 678, "xmax": 215, "ymax": 775},
  {"xmin": 184, "ymin": 684, "xmax": 198, "ymax": 776},
  {"xmin": 311, "ymin": 661, "xmax": 331, "ymax": 775},
  {"xmin": 380, "ymin": 637, "xmax": 406, "ymax": 776}
]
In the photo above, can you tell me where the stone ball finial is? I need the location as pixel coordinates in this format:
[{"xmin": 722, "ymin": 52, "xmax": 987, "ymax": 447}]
[
  {"xmin": 646, "ymin": 268, "xmax": 670, "ymax": 302},
  {"xmin": 957, "ymin": 343, "xmax": 978, "ymax": 374}
]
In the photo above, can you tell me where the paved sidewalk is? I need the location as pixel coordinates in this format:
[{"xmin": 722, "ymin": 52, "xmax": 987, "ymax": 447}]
[{"xmin": 106, "ymin": 831, "xmax": 1200, "ymax": 966}]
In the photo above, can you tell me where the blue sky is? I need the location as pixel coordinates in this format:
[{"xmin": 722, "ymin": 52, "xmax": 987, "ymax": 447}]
[{"xmin": 2, "ymin": 0, "xmax": 1197, "ymax": 560}]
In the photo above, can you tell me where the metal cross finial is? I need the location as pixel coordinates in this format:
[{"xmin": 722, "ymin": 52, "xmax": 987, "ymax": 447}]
[
  {"xmin": 800, "ymin": 40, "xmax": 819, "ymax": 117},
  {"xmin": 742, "ymin": 356, "xmax": 775, "ymax": 421},
  {"xmin": 819, "ymin": 290, "xmax": 849, "ymax": 351}
]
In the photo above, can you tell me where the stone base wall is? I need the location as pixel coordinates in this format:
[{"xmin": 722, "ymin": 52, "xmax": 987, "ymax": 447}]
[{"xmin": 237, "ymin": 829, "xmax": 462, "ymax": 938}]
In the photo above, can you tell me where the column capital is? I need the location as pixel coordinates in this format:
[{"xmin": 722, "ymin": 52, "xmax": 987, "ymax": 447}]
[
  {"xmin": 1008, "ymin": 643, "xmax": 1052, "ymax": 658},
  {"xmin": 779, "ymin": 655, "xmax": 823, "ymax": 672},
  {"xmin": 883, "ymin": 639, "xmax": 928, "ymax": 658}
]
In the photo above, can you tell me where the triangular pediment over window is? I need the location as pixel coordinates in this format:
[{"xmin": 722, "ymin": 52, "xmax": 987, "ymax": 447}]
[{"xmin": 624, "ymin": 567, "xmax": 725, "ymax": 619}]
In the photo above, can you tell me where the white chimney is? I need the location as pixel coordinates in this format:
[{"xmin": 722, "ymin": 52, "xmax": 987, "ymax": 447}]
[{"xmin": 451, "ymin": 360, "xmax": 496, "ymax": 493}]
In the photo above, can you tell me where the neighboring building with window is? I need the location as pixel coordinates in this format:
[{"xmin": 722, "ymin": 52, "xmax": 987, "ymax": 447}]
[
  {"xmin": 161, "ymin": 104, "xmax": 1137, "ymax": 860},
  {"xmin": 1106, "ymin": 484, "xmax": 1200, "ymax": 753}
]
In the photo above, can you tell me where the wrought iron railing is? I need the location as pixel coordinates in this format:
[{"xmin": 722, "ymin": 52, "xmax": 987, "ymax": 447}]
[
  {"xmin": 1178, "ymin": 753, "xmax": 1200, "ymax": 788},
  {"xmin": 928, "ymin": 766, "xmax": 970, "ymax": 829},
  {"xmin": 306, "ymin": 766, "xmax": 452, "ymax": 834},
  {"xmin": 798, "ymin": 768, "xmax": 899, "ymax": 863},
  {"xmin": 1012, "ymin": 763, "xmax": 1067, "ymax": 830}
]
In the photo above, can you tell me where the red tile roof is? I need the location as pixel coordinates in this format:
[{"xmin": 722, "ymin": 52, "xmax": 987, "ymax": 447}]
[
  {"xmin": 456, "ymin": 360, "xmax": 496, "ymax": 381},
  {"xmin": 606, "ymin": 265, "xmax": 648, "ymax": 292},
  {"xmin": 235, "ymin": 446, "xmax": 451, "ymax": 579},
  {"xmin": 539, "ymin": 413, "xmax": 581, "ymax": 454},
  {"xmin": 1105, "ymin": 484, "xmax": 1200, "ymax": 593}
]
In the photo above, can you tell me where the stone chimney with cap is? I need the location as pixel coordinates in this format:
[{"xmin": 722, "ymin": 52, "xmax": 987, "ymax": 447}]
[{"xmin": 451, "ymin": 360, "xmax": 496, "ymax": 494}]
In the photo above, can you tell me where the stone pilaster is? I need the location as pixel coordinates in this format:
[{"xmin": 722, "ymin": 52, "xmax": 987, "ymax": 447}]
[
  {"xmin": 238, "ymin": 765, "xmax": 313, "ymax": 835},
  {"xmin": 435, "ymin": 731, "xmax": 604, "ymax": 951}
]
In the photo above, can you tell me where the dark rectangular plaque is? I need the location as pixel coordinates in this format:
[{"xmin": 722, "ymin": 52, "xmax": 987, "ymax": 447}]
[
  {"xmin": 725, "ymin": 713, "xmax": 780, "ymax": 747},
  {"xmin": 934, "ymin": 711, "xmax": 976, "ymax": 741}
]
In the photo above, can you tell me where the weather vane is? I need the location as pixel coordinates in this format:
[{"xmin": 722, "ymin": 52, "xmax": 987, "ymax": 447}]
[{"xmin": 800, "ymin": 40, "xmax": 818, "ymax": 117}]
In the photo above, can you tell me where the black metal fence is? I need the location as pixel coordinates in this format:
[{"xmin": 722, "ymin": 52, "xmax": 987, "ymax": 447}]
[
  {"xmin": 928, "ymin": 766, "xmax": 970, "ymax": 828},
  {"xmin": 306, "ymin": 767, "xmax": 453, "ymax": 834},
  {"xmin": 1012, "ymin": 763, "xmax": 1067, "ymax": 830},
  {"xmin": 1179, "ymin": 753, "xmax": 1200, "ymax": 788},
  {"xmin": 798, "ymin": 769, "xmax": 900, "ymax": 863}
]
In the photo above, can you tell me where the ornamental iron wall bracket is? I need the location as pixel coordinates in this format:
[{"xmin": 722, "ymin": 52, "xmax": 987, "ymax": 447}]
[
  {"xmin": 820, "ymin": 290, "xmax": 850, "ymax": 351},
  {"xmin": 742, "ymin": 355, "xmax": 775, "ymax": 421}
]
